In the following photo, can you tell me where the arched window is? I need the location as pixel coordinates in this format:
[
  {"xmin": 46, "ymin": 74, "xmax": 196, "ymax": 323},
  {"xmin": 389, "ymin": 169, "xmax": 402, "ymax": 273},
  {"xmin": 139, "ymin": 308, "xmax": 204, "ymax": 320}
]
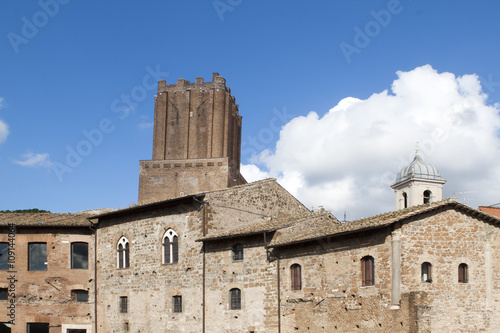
[
  {"xmin": 458, "ymin": 263, "xmax": 468, "ymax": 283},
  {"xmin": 291, "ymin": 264, "xmax": 302, "ymax": 290},
  {"xmin": 361, "ymin": 256, "xmax": 374, "ymax": 286},
  {"xmin": 163, "ymin": 229, "xmax": 179, "ymax": 264},
  {"xmin": 230, "ymin": 288, "xmax": 241, "ymax": 310},
  {"xmin": 117, "ymin": 237, "xmax": 129, "ymax": 269},
  {"xmin": 423, "ymin": 190, "xmax": 431, "ymax": 204},
  {"xmin": 402, "ymin": 192, "xmax": 408, "ymax": 208},
  {"xmin": 232, "ymin": 244, "xmax": 243, "ymax": 261},
  {"xmin": 421, "ymin": 262, "xmax": 432, "ymax": 282}
]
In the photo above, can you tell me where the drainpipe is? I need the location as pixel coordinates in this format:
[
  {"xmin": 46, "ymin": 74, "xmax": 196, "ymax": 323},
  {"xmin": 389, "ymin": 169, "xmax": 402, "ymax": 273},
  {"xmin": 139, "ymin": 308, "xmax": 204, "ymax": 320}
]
[
  {"xmin": 390, "ymin": 227, "xmax": 401, "ymax": 309},
  {"xmin": 277, "ymin": 255, "xmax": 281, "ymax": 333},
  {"xmin": 88, "ymin": 219, "xmax": 98, "ymax": 333},
  {"xmin": 194, "ymin": 197, "xmax": 207, "ymax": 333}
]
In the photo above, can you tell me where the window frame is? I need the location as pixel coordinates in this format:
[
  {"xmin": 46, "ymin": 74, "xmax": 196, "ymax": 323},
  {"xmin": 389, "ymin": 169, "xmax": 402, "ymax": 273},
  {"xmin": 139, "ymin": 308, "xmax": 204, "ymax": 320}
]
[
  {"xmin": 27, "ymin": 323, "xmax": 49, "ymax": 333},
  {"xmin": 232, "ymin": 243, "xmax": 243, "ymax": 261},
  {"xmin": 290, "ymin": 264, "xmax": 302, "ymax": 291},
  {"xmin": 119, "ymin": 296, "xmax": 128, "ymax": 313},
  {"xmin": 0, "ymin": 288, "xmax": 7, "ymax": 301},
  {"xmin": 163, "ymin": 229, "xmax": 179, "ymax": 264},
  {"xmin": 71, "ymin": 289, "xmax": 89, "ymax": 303},
  {"xmin": 458, "ymin": 263, "xmax": 469, "ymax": 283},
  {"xmin": 361, "ymin": 256, "xmax": 375, "ymax": 286},
  {"xmin": 421, "ymin": 262, "xmax": 432, "ymax": 282},
  {"xmin": 173, "ymin": 295, "xmax": 182, "ymax": 313},
  {"xmin": 117, "ymin": 237, "xmax": 130, "ymax": 269},
  {"xmin": 0, "ymin": 243, "xmax": 9, "ymax": 270},
  {"xmin": 229, "ymin": 288, "xmax": 241, "ymax": 310},
  {"xmin": 71, "ymin": 242, "xmax": 89, "ymax": 270},
  {"xmin": 28, "ymin": 242, "xmax": 47, "ymax": 271}
]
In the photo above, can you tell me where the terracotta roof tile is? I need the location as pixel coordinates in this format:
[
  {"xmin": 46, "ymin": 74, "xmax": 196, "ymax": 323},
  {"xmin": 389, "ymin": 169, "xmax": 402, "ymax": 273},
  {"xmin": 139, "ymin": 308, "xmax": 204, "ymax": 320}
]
[{"xmin": 0, "ymin": 212, "xmax": 93, "ymax": 227}]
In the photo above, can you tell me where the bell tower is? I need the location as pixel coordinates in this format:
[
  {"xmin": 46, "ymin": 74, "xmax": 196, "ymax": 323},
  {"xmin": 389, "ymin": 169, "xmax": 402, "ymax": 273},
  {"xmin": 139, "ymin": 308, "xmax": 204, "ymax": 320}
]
[
  {"xmin": 391, "ymin": 149, "xmax": 446, "ymax": 210},
  {"xmin": 138, "ymin": 73, "xmax": 246, "ymax": 204}
]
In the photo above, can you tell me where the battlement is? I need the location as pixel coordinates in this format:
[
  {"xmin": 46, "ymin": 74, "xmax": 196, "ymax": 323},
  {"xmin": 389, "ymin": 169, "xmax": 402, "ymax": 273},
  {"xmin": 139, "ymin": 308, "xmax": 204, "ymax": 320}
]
[{"xmin": 157, "ymin": 73, "xmax": 234, "ymax": 100}]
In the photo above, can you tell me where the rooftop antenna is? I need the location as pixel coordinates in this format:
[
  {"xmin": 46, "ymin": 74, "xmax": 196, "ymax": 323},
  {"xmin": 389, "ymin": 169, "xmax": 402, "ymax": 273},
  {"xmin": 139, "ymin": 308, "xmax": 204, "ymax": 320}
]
[{"xmin": 453, "ymin": 191, "xmax": 477, "ymax": 205}]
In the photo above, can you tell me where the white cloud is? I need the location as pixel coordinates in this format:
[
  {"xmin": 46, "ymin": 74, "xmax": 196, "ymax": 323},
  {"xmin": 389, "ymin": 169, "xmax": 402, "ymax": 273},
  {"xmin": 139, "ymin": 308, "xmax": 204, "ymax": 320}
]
[
  {"xmin": 14, "ymin": 151, "xmax": 53, "ymax": 168},
  {"xmin": 0, "ymin": 98, "xmax": 8, "ymax": 145},
  {"xmin": 138, "ymin": 122, "xmax": 154, "ymax": 129},
  {"xmin": 243, "ymin": 65, "xmax": 500, "ymax": 220}
]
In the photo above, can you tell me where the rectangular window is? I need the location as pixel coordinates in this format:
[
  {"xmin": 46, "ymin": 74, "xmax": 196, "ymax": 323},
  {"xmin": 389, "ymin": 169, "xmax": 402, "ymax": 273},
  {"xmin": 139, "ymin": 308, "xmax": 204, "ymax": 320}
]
[
  {"xmin": 173, "ymin": 296, "xmax": 182, "ymax": 313},
  {"xmin": 71, "ymin": 242, "xmax": 88, "ymax": 269},
  {"xmin": 0, "ymin": 243, "xmax": 9, "ymax": 270},
  {"xmin": 28, "ymin": 243, "xmax": 47, "ymax": 271},
  {"xmin": 0, "ymin": 288, "xmax": 7, "ymax": 301},
  {"xmin": 27, "ymin": 323, "xmax": 49, "ymax": 333},
  {"xmin": 120, "ymin": 296, "xmax": 128, "ymax": 313},
  {"xmin": 71, "ymin": 290, "xmax": 89, "ymax": 302},
  {"xmin": 67, "ymin": 330, "xmax": 87, "ymax": 333},
  {"xmin": 230, "ymin": 288, "xmax": 241, "ymax": 310}
]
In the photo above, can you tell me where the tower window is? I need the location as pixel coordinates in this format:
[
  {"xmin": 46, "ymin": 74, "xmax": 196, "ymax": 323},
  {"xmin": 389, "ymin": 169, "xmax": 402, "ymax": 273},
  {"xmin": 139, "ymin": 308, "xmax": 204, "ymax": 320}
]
[
  {"xmin": 232, "ymin": 244, "xmax": 243, "ymax": 261},
  {"xmin": 117, "ymin": 237, "xmax": 130, "ymax": 269},
  {"xmin": 423, "ymin": 190, "xmax": 431, "ymax": 204},
  {"xmin": 230, "ymin": 288, "xmax": 241, "ymax": 310},
  {"xmin": 361, "ymin": 256, "xmax": 375, "ymax": 286},
  {"xmin": 402, "ymin": 192, "xmax": 408, "ymax": 208},
  {"xmin": 421, "ymin": 262, "xmax": 432, "ymax": 282},
  {"xmin": 458, "ymin": 263, "xmax": 468, "ymax": 283},
  {"xmin": 163, "ymin": 229, "xmax": 179, "ymax": 264},
  {"xmin": 290, "ymin": 264, "xmax": 302, "ymax": 290}
]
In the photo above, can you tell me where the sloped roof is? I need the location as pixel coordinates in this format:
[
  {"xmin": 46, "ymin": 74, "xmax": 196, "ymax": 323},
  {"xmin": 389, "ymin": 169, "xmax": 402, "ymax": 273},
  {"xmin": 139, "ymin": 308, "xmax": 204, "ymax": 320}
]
[
  {"xmin": 268, "ymin": 198, "xmax": 500, "ymax": 248},
  {"xmin": 0, "ymin": 212, "xmax": 93, "ymax": 227},
  {"xmin": 198, "ymin": 211, "xmax": 338, "ymax": 242}
]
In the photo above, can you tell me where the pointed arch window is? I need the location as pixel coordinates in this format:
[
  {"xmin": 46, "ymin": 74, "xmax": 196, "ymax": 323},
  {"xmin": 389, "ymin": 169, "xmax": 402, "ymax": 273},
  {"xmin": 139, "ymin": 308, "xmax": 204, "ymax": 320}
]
[
  {"xmin": 423, "ymin": 190, "xmax": 431, "ymax": 204},
  {"xmin": 163, "ymin": 229, "xmax": 179, "ymax": 264},
  {"xmin": 117, "ymin": 237, "xmax": 129, "ymax": 269},
  {"xmin": 361, "ymin": 256, "xmax": 374, "ymax": 286},
  {"xmin": 291, "ymin": 264, "xmax": 302, "ymax": 290}
]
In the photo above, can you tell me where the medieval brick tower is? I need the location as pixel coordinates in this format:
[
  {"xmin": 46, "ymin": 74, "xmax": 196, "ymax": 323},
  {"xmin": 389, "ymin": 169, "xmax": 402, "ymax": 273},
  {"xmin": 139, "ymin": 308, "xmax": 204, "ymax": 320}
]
[{"xmin": 138, "ymin": 73, "xmax": 246, "ymax": 204}]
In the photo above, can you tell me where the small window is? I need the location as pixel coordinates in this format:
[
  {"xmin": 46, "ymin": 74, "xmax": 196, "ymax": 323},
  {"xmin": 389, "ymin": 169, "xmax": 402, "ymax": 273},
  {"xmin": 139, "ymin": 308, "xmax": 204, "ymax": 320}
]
[
  {"xmin": 27, "ymin": 323, "xmax": 49, "ymax": 333},
  {"xmin": 423, "ymin": 190, "xmax": 431, "ymax": 204},
  {"xmin": 0, "ymin": 243, "xmax": 9, "ymax": 270},
  {"xmin": 0, "ymin": 288, "xmax": 7, "ymax": 301},
  {"xmin": 421, "ymin": 262, "xmax": 432, "ymax": 282},
  {"xmin": 361, "ymin": 256, "xmax": 374, "ymax": 286},
  {"xmin": 163, "ymin": 229, "xmax": 179, "ymax": 264},
  {"xmin": 71, "ymin": 290, "xmax": 89, "ymax": 302},
  {"xmin": 28, "ymin": 243, "xmax": 47, "ymax": 271},
  {"xmin": 291, "ymin": 264, "xmax": 302, "ymax": 290},
  {"xmin": 67, "ymin": 330, "xmax": 87, "ymax": 333},
  {"xmin": 173, "ymin": 295, "xmax": 182, "ymax": 313},
  {"xmin": 120, "ymin": 296, "xmax": 128, "ymax": 313},
  {"xmin": 232, "ymin": 244, "xmax": 243, "ymax": 261},
  {"xmin": 230, "ymin": 288, "xmax": 241, "ymax": 310},
  {"xmin": 458, "ymin": 263, "xmax": 469, "ymax": 283},
  {"xmin": 71, "ymin": 242, "xmax": 88, "ymax": 269},
  {"xmin": 402, "ymin": 192, "xmax": 408, "ymax": 208},
  {"xmin": 117, "ymin": 237, "xmax": 130, "ymax": 269}
]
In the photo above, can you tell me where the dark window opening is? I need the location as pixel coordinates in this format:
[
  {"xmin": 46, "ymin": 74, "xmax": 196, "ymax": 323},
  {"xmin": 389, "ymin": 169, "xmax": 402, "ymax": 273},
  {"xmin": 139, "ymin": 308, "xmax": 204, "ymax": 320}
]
[
  {"xmin": 67, "ymin": 330, "xmax": 87, "ymax": 333},
  {"xmin": 173, "ymin": 295, "xmax": 182, "ymax": 313},
  {"xmin": 172, "ymin": 235, "xmax": 178, "ymax": 263},
  {"xmin": 233, "ymin": 244, "xmax": 243, "ymax": 261},
  {"xmin": 421, "ymin": 262, "xmax": 432, "ymax": 282},
  {"xmin": 27, "ymin": 323, "xmax": 49, "ymax": 333},
  {"xmin": 0, "ymin": 243, "xmax": 9, "ymax": 270},
  {"xmin": 28, "ymin": 243, "xmax": 47, "ymax": 271},
  {"xmin": 72, "ymin": 289, "xmax": 89, "ymax": 302},
  {"xmin": 458, "ymin": 263, "xmax": 469, "ymax": 283},
  {"xmin": 291, "ymin": 264, "xmax": 302, "ymax": 290},
  {"xmin": 0, "ymin": 289, "xmax": 7, "ymax": 301},
  {"xmin": 120, "ymin": 296, "xmax": 128, "ymax": 313},
  {"xmin": 71, "ymin": 242, "xmax": 88, "ymax": 269},
  {"xmin": 402, "ymin": 192, "xmax": 408, "ymax": 208},
  {"xmin": 361, "ymin": 256, "xmax": 375, "ymax": 286},
  {"xmin": 0, "ymin": 322, "xmax": 11, "ymax": 333},
  {"xmin": 423, "ymin": 190, "xmax": 431, "ymax": 204},
  {"xmin": 230, "ymin": 288, "xmax": 241, "ymax": 310}
]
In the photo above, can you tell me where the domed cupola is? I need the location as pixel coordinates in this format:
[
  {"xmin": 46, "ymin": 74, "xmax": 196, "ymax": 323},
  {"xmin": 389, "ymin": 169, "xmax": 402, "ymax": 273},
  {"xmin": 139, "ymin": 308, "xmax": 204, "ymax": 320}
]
[{"xmin": 391, "ymin": 149, "xmax": 446, "ymax": 210}]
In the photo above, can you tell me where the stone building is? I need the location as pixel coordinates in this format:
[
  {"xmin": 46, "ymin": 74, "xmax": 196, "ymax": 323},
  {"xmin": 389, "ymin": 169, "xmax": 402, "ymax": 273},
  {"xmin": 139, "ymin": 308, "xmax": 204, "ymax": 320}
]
[
  {"xmin": 4, "ymin": 74, "xmax": 500, "ymax": 332},
  {"xmin": 0, "ymin": 213, "xmax": 95, "ymax": 333}
]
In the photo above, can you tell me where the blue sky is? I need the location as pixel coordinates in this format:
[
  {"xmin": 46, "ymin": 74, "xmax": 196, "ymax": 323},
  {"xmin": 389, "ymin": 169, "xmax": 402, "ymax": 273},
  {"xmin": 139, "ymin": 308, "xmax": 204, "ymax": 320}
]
[{"xmin": 1, "ymin": 1, "xmax": 499, "ymax": 219}]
